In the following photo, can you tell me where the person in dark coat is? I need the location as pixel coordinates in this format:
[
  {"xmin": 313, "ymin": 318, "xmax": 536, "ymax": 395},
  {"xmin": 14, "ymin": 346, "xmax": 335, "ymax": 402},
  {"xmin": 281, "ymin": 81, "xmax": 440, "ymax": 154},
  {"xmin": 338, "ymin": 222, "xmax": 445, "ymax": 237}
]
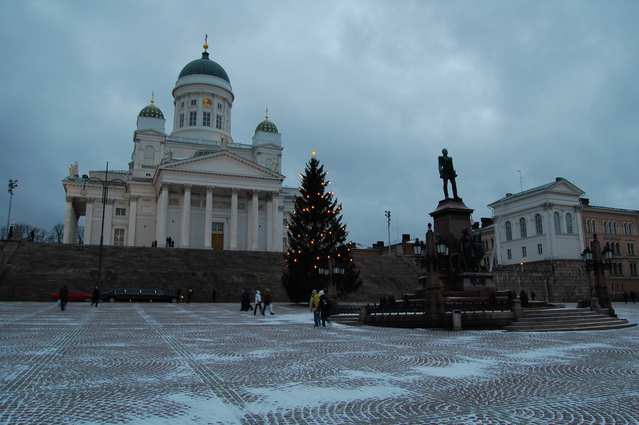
[
  {"xmin": 240, "ymin": 289, "xmax": 252, "ymax": 311},
  {"xmin": 262, "ymin": 289, "xmax": 274, "ymax": 315},
  {"xmin": 186, "ymin": 287, "xmax": 194, "ymax": 304},
  {"xmin": 91, "ymin": 285, "xmax": 100, "ymax": 307},
  {"xmin": 631, "ymin": 291, "xmax": 636, "ymax": 304},
  {"xmin": 622, "ymin": 291, "xmax": 628, "ymax": 303},
  {"xmin": 211, "ymin": 289, "xmax": 216, "ymax": 303},
  {"xmin": 59, "ymin": 285, "xmax": 69, "ymax": 311},
  {"xmin": 319, "ymin": 290, "xmax": 332, "ymax": 327}
]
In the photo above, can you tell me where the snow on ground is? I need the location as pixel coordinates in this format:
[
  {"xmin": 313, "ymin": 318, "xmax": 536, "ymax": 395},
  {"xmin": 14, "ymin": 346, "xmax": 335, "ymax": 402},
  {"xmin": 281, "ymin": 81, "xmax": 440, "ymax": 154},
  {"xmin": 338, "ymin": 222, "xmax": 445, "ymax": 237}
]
[{"xmin": 0, "ymin": 302, "xmax": 637, "ymax": 425}]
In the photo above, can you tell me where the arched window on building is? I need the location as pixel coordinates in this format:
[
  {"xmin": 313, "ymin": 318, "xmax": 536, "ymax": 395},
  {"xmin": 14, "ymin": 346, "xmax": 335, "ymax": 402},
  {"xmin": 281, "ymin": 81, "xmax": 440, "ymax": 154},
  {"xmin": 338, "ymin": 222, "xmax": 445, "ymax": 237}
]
[
  {"xmin": 520, "ymin": 217, "xmax": 527, "ymax": 238},
  {"xmin": 535, "ymin": 213, "xmax": 543, "ymax": 235},
  {"xmin": 553, "ymin": 212, "xmax": 562, "ymax": 234},
  {"xmin": 592, "ymin": 220, "xmax": 598, "ymax": 234},
  {"xmin": 616, "ymin": 242, "xmax": 622, "ymax": 255},
  {"xmin": 505, "ymin": 221, "xmax": 513, "ymax": 241},
  {"xmin": 586, "ymin": 219, "xmax": 593, "ymax": 233},
  {"xmin": 565, "ymin": 213, "xmax": 573, "ymax": 234},
  {"xmin": 612, "ymin": 221, "xmax": 619, "ymax": 235}
]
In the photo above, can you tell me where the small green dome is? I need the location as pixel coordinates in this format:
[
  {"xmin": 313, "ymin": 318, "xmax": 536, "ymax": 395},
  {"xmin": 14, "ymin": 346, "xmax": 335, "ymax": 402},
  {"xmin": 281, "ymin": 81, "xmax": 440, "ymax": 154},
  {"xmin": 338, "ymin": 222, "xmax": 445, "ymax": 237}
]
[
  {"xmin": 179, "ymin": 51, "xmax": 230, "ymax": 83},
  {"xmin": 138, "ymin": 102, "xmax": 164, "ymax": 119},
  {"xmin": 255, "ymin": 110, "xmax": 278, "ymax": 134}
]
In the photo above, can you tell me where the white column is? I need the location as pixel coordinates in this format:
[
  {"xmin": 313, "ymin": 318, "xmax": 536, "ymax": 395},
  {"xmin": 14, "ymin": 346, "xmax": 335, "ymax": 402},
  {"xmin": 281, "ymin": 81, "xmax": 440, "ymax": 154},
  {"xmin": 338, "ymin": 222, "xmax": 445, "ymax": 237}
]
[
  {"xmin": 204, "ymin": 186, "xmax": 214, "ymax": 249},
  {"xmin": 156, "ymin": 183, "xmax": 170, "ymax": 245},
  {"xmin": 271, "ymin": 191, "xmax": 279, "ymax": 251},
  {"xmin": 181, "ymin": 184, "xmax": 192, "ymax": 248},
  {"xmin": 127, "ymin": 196, "xmax": 138, "ymax": 246},
  {"xmin": 230, "ymin": 188, "xmax": 238, "ymax": 250},
  {"xmin": 63, "ymin": 196, "xmax": 76, "ymax": 244},
  {"xmin": 104, "ymin": 199, "xmax": 114, "ymax": 245},
  {"xmin": 266, "ymin": 193, "xmax": 273, "ymax": 251},
  {"xmin": 251, "ymin": 190, "xmax": 259, "ymax": 251},
  {"xmin": 84, "ymin": 198, "xmax": 95, "ymax": 245}
]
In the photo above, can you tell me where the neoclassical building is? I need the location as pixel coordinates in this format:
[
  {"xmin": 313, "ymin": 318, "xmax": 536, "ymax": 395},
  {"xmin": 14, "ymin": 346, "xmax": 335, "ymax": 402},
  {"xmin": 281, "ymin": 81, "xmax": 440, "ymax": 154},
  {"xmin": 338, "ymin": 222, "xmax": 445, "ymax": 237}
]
[
  {"xmin": 486, "ymin": 177, "xmax": 586, "ymax": 267},
  {"xmin": 62, "ymin": 40, "xmax": 295, "ymax": 251}
]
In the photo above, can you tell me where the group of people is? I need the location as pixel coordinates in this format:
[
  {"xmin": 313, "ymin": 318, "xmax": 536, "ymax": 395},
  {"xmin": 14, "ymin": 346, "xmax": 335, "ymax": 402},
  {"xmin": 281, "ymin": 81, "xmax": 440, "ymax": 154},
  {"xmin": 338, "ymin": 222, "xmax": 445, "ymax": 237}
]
[
  {"xmin": 309, "ymin": 289, "xmax": 332, "ymax": 327},
  {"xmin": 240, "ymin": 289, "xmax": 274, "ymax": 315}
]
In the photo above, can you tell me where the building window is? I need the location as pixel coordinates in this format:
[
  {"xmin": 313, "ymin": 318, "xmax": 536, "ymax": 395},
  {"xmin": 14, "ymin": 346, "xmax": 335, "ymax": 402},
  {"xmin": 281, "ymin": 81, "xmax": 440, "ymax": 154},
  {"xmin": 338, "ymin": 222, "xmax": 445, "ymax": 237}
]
[
  {"xmin": 522, "ymin": 246, "xmax": 527, "ymax": 257},
  {"xmin": 190, "ymin": 99, "xmax": 197, "ymax": 106},
  {"xmin": 180, "ymin": 101, "xmax": 185, "ymax": 108},
  {"xmin": 505, "ymin": 221, "xmax": 513, "ymax": 241},
  {"xmin": 630, "ymin": 262, "xmax": 638, "ymax": 276},
  {"xmin": 203, "ymin": 112, "xmax": 211, "ymax": 127},
  {"xmin": 189, "ymin": 111, "xmax": 197, "ymax": 126},
  {"xmin": 537, "ymin": 244, "xmax": 543, "ymax": 255},
  {"xmin": 216, "ymin": 114, "xmax": 222, "ymax": 129},
  {"xmin": 586, "ymin": 219, "xmax": 593, "ymax": 233},
  {"xmin": 507, "ymin": 249, "xmax": 512, "ymax": 260},
  {"xmin": 535, "ymin": 214, "xmax": 543, "ymax": 235},
  {"xmin": 212, "ymin": 222, "xmax": 224, "ymax": 232},
  {"xmin": 179, "ymin": 114, "xmax": 185, "ymax": 128},
  {"xmin": 114, "ymin": 229, "xmax": 125, "ymax": 246},
  {"xmin": 520, "ymin": 217, "xmax": 527, "ymax": 238},
  {"xmin": 217, "ymin": 102, "xmax": 223, "ymax": 109},
  {"xmin": 613, "ymin": 221, "xmax": 619, "ymax": 235},
  {"xmin": 623, "ymin": 222, "xmax": 634, "ymax": 236},
  {"xmin": 565, "ymin": 213, "xmax": 573, "ymax": 234},
  {"xmin": 115, "ymin": 208, "xmax": 126, "ymax": 216},
  {"xmin": 616, "ymin": 242, "xmax": 622, "ymax": 255},
  {"xmin": 628, "ymin": 242, "xmax": 636, "ymax": 256},
  {"xmin": 554, "ymin": 212, "xmax": 562, "ymax": 234}
]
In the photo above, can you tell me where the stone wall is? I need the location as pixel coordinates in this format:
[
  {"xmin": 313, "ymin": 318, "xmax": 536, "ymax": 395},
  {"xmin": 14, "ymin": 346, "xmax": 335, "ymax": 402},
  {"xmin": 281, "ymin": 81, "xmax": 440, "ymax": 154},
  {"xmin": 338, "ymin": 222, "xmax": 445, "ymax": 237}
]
[
  {"xmin": 0, "ymin": 241, "xmax": 423, "ymax": 303},
  {"xmin": 492, "ymin": 260, "xmax": 590, "ymax": 303}
]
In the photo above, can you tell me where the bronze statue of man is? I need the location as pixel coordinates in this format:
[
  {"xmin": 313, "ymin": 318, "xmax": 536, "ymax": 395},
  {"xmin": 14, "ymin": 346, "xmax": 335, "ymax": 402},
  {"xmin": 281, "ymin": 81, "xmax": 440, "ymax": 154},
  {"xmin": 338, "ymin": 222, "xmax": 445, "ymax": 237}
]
[{"xmin": 438, "ymin": 148, "xmax": 459, "ymax": 200}]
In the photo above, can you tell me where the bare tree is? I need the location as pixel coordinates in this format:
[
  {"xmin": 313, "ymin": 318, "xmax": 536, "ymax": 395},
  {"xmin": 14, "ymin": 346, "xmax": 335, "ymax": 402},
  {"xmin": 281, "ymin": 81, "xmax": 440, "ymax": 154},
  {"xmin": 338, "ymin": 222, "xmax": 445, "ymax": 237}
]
[
  {"xmin": 77, "ymin": 226, "xmax": 84, "ymax": 244},
  {"xmin": 49, "ymin": 224, "xmax": 65, "ymax": 243}
]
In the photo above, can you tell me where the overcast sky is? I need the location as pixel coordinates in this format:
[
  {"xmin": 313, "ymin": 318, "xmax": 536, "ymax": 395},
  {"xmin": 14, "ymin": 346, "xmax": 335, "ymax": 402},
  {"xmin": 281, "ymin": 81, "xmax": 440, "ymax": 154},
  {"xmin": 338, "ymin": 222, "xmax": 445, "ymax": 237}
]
[{"xmin": 1, "ymin": 0, "xmax": 637, "ymax": 247}]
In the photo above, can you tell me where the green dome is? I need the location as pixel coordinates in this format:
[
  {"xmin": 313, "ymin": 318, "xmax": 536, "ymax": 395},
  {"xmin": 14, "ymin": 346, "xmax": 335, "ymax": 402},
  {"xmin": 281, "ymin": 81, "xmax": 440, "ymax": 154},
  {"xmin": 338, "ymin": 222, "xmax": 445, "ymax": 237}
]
[
  {"xmin": 178, "ymin": 51, "xmax": 230, "ymax": 83},
  {"xmin": 138, "ymin": 103, "xmax": 164, "ymax": 119},
  {"xmin": 255, "ymin": 118, "xmax": 278, "ymax": 134}
]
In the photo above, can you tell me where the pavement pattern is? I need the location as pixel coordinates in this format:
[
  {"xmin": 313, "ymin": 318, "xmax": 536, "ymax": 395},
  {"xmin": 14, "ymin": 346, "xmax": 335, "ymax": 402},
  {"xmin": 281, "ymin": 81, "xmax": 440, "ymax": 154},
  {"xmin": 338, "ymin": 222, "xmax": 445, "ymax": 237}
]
[{"xmin": 0, "ymin": 301, "xmax": 638, "ymax": 425}]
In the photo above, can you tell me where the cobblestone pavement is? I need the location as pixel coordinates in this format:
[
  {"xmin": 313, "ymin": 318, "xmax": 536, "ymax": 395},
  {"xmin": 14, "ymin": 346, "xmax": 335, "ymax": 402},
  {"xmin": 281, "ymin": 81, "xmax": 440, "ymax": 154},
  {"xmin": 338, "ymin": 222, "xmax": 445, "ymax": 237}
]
[{"xmin": 0, "ymin": 302, "xmax": 637, "ymax": 425}]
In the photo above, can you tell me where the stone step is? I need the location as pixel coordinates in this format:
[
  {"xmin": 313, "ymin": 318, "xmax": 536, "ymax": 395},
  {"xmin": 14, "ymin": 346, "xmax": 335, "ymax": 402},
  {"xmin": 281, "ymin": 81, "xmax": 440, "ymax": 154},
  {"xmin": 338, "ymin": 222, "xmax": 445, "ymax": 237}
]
[
  {"xmin": 504, "ymin": 308, "xmax": 637, "ymax": 332},
  {"xmin": 503, "ymin": 321, "xmax": 636, "ymax": 332}
]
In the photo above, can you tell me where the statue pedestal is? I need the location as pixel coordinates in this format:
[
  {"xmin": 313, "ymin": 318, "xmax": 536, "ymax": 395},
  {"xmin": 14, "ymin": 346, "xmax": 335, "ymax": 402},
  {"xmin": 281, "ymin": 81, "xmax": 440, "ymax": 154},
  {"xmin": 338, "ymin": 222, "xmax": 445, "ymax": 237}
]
[
  {"xmin": 440, "ymin": 271, "xmax": 496, "ymax": 294},
  {"xmin": 430, "ymin": 198, "xmax": 473, "ymax": 254}
]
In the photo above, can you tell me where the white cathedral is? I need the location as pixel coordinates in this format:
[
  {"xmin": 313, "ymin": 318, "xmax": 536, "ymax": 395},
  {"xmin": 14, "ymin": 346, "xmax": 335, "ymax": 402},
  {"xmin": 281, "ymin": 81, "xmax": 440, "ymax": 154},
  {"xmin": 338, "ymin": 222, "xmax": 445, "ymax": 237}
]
[{"xmin": 62, "ymin": 40, "xmax": 296, "ymax": 251}]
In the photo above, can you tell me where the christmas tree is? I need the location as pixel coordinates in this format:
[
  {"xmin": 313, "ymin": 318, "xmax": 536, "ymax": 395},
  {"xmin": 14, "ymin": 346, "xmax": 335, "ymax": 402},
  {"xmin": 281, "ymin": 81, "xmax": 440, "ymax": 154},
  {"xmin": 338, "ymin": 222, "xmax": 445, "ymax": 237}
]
[{"xmin": 282, "ymin": 156, "xmax": 362, "ymax": 302}]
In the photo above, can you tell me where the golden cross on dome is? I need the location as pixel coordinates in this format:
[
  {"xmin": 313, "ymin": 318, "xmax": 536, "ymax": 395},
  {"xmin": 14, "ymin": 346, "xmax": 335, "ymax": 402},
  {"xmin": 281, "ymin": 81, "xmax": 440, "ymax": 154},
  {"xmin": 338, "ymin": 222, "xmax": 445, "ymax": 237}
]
[
  {"xmin": 265, "ymin": 108, "xmax": 269, "ymax": 120},
  {"xmin": 151, "ymin": 91, "xmax": 155, "ymax": 105},
  {"xmin": 203, "ymin": 34, "xmax": 209, "ymax": 51}
]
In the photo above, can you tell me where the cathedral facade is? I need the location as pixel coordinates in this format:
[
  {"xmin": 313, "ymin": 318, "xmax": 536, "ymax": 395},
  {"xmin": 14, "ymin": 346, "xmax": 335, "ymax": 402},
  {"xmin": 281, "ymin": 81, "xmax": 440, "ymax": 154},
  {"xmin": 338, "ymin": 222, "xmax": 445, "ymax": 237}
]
[{"xmin": 62, "ymin": 41, "xmax": 295, "ymax": 251}]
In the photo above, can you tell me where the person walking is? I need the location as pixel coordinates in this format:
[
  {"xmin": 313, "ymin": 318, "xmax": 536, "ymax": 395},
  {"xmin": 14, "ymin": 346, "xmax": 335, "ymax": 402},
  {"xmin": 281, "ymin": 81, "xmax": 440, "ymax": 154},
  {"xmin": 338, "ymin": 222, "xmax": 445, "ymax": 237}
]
[
  {"xmin": 186, "ymin": 287, "xmax": 194, "ymax": 304},
  {"xmin": 631, "ymin": 290, "xmax": 636, "ymax": 304},
  {"xmin": 622, "ymin": 291, "xmax": 628, "ymax": 303},
  {"xmin": 253, "ymin": 290, "xmax": 263, "ymax": 315},
  {"xmin": 262, "ymin": 289, "xmax": 274, "ymax": 315},
  {"xmin": 211, "ymin": 289, "xmax": 216, "ymax": 303},
  {"xmin": 310, "ymin": 290, "xmax": 321, "ymax": 326},
  {"xmin": 240, "ymin": 289, "xmax": 253, "ymax": 311},
  {"xmin": 59, "ymin": 285, "xmax": 69, "ymax": 311},
  {"xmin": 91, "ymin": 285, "xmax": 100, "ymax": 307},
  {"xmin": 319, "ymin": 290, "xmax": 332, "ymax": 327}
]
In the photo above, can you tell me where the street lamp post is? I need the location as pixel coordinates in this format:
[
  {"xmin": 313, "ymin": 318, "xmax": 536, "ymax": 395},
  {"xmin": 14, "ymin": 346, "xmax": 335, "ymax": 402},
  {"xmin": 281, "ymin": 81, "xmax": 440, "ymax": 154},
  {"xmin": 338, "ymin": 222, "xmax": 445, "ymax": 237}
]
[
  {"xmin": 319, "ymin": 255, "xmax": 345, "ymax": 299},
  {"xmin": 384, "ymin": 211, "xmax": 391, "ymax": 255},
  {"xmin": 79, "ymin": 163, "xmax": 129, "ymax": 292},
  {"xmin": 581, "ymin": 233, "xmax": 614, "ymax": 315},
  {"xmin": 414, "ymin": 223, "xmax": 448, "ymax": 314},
  {"xmin": 5, "ymin": 179, "xmax": 18, "ymax": 239}
]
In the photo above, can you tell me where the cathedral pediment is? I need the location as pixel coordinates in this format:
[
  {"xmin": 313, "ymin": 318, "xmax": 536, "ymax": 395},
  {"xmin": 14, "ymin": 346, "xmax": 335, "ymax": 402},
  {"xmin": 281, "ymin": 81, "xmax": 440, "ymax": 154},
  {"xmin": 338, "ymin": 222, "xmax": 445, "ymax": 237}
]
[{"xmin": 157, "ymin": 151, "xmax": 283, "ymax": 181}]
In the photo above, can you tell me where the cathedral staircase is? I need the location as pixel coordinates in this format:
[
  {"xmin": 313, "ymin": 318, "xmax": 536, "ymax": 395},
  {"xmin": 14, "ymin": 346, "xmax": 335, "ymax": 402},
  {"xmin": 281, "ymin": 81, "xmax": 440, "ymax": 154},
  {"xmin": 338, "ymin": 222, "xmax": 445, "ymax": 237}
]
[{"xmin": 503, "ymin": 308, "xmax": 636, "ymax": 332}]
